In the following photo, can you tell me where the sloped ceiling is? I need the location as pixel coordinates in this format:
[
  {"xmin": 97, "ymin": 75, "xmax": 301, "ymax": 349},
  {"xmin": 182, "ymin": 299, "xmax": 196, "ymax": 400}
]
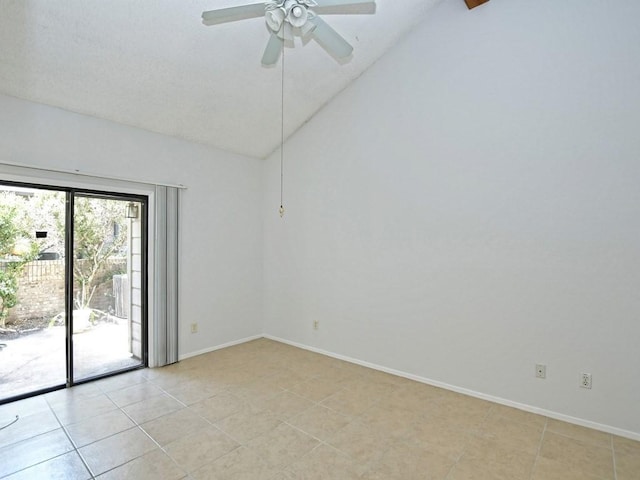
[{"xmin": 0, "ymin": 0, "xmax": 446, "ymax": 158}]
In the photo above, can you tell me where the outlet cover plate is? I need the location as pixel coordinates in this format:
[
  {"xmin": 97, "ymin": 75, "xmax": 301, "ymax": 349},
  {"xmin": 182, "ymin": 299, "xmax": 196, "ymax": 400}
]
[
  {"xmin": 580, "ymin": 373, "xmax": 592, "ymax": 389},
  {"xmin": 535, "ymin": 364, "xmax": 546, "ymax": 379}
]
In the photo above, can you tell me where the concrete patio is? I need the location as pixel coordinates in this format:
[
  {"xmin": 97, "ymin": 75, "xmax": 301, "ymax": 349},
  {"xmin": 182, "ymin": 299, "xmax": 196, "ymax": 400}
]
[{"xmin": 0, "ymin": 321, "xmax": 142, "ymax": 401}]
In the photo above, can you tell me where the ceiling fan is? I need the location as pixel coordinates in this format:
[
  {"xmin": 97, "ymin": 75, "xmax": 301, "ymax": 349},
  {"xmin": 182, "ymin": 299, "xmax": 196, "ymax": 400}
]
[{"xmin": 202, "ymin": 0, "xmax": 377, "ymax": 66}]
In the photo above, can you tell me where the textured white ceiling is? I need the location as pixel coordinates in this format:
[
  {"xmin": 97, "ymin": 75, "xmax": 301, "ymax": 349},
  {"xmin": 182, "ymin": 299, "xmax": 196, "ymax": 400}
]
[{"xmin": 0, "ymin": 0, "xmax": 442, "ymax": 158}]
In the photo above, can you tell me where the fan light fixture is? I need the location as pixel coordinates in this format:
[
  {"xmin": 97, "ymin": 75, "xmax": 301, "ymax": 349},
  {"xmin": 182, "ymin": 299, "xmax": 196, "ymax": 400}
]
[
  {"xmin": 266, "ymin": 0, "xmax": 316, "ymax": 38},
  {"xmin": 202, "ymin": 0, "xmax": 376, "ymax": 66}
]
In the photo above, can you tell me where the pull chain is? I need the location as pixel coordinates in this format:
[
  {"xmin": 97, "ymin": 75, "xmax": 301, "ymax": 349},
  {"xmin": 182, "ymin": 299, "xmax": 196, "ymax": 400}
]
[{"xmin": 279, "ymin": 40, "xmax": 285, "ymax": 218}]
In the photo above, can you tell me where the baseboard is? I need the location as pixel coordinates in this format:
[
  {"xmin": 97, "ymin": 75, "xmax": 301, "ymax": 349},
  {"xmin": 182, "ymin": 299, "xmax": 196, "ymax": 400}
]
[
  {"xmin": 264, "ymin": 334, "xmax": 640, "ymax": 442},
  {"xmin": 178, "ymin": 334, "xmax": 263, "ymax": 361}
]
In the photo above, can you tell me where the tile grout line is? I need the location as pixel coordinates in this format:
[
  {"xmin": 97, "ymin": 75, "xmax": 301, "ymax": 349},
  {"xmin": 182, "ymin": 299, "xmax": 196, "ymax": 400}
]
[
  {"xmin": 442, "ymin": 402, "xmax": 497, "ymax": 480},
  {"xmin": 44, "ymin": 394, "xmax": 96, "ymax": 480},
  {"xmin": 144, "ymin": 381, "xmax": 258, "ymax": 476},
  {"xmin": 93, "ymin": 382, "xmax": 191, "ymax": 479},
  {"xmin": 528, "ymin": 416, "xmax": 548, "ymax": 480},
  {"xmin": 279, "ymin": 419, "xmax": 376, "ymax": 474},
  {"xmin": 611, "ymin": 434, "xmax": 618, "ymax": 480},
  {"xmin": 71, "ymin": 379, "xmax": 175, "ymax": 478}
]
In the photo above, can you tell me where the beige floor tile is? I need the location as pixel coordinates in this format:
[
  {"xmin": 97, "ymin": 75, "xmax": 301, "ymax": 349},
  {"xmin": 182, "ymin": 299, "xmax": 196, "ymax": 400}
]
[
  {"xmin": 403, "ymin": 415, "xmax": 471, "ymax": 460},
  {"xmin": 191, "ymin": 446, "xmax": 279, "ymax": 480},
  {"xmin": 246, "ymin": 423, "xmax": 319, "ymax": 469},
  {"xmin": 615, "ymin": 451, "xmax": 640, "ymax": 480},
  {"xmin": 364, "ymin": 369, "xmax": 410, "ymax": 386},
  {"xmin": 209, "ymin": 367, "xmax": 263, "ymax": 387},
  {"xmin": 95, "ymin": 370, "xmax": 148, "ymax": 393},
  {"xmin": 106, "ymin": 382, "xmax": 164, "ymax": 408},
  {"xmin": 287, "ymin": 377, "xmax": 345, "ymax": 402},
  {"xmin": 474, "ymin": 413, "xmax": 544, "ymax": 455},
  {"xmin": 4, "ymin": 451, "xmax": 91, "ymax": 480},
  {"xmin": 320, "ymin": 387, "xmax": 378, "ymax": 417},
  {"xmin": 284, "ymin": 444, "xmax": 364, "ymax": 479},
  {"xmin": 539, "ymin": 431, "xmax": 614, "ymax": 479},
  {"xmin": 44, "ymin": 382, "xmax": 103, "ymax": 406},
  {"xmin": 376, "ymin": 384, "xmax": 441, "ymax": 414},
  {"xmin": 50, "ymin": 393, "xmax": 118, "ymax": 425},
  {"xmin": 341, "ymin": 375, "xmax": 397, "ymax": 398},
  {"xmin": 262, "ymin": 391, "xmax": 314, "ymax": 420},
  {"xmin": 425, "ymin": 395, "xmax": 491, "ymax": 428},
  {"xmin": 546, "ymin": 418, "xmax": 612, "ymax": 448},
  {"xmin": 330, "ymin": 360, "xmax": 373, "ymax": 377},
  {"xmin": 161, "ymin": 378, "xmax": 222, "ymax": 405},
  {"xmin": 531, "ymin": 456, "xmax": 607, "ymax": 480},
  {"xmin": 316, "ymin": 365, "xmax": 362, "ymax": 384},
  {"xmin": 487, "ymin": 404, "xmax": 547, "ymax": 429},
  {"xmin": 288, "ymin": 360, "xmax": 333, "ymax": 378},
  {"xmin": 288, "ymin": 404, "xmax": 352, "ymax": 442},
  {"xmin": 0, "ymin": 429, "xmax": 75, "ymax": 478},
  {"xmin": 65, "ymin": 408, "xmax": 136, "ymax": 447},
  {"xmin": 1, "ymin": 395, "xmax": 51, "ymax": 417},
  {"xmin": 189, "ymin": 391, "xmax": 247, "ymax": 423},
  {"xmin": 268, "ymin": 369, "xmax": 312, "ymax": 390},
  {"xmin": 328, "ymin": 419, "xmax": 392, "ymax": 466},
  {"xmin": 450, "ymin": 436, "xmax": 536, "ymax": 480},
  {"xmin": 228, "ymin": 377, "xmax": 285, "ymax": 404},
  {"xmin": 122, "ymin": 393, "xmax": 184, "ymax": 424},
  {"xmin": 141, "ymin": 408, "xmax": 209, "ymax": 446},
  {"xmin": 215, "ymin": 409, "xmax": 282, "ymax": 443},
  {"xmin": 146, "ymin": 370, "xmax": 189, "ymax": 390},
  {"xmin": 242, "ymin": 361, "xmax": 284, "ymax": 379},
  {"xmin": 0, "ymin": 408, "xmax": 60, "ymax": 449},
  {"xmin": 613, "ymin": 435, "xmax": 640, "ymax": 456},
  {"xmin": 269, "ymin": 471, "xmax": 296, "ymax": 479},
  {"xmin": 164, "ymin": 425, "xmax": 239, "ymax": 472},
  {"xmin": 613, "ymin": 435, "xmax": 640, "ymax": 480},
  {"xmin": 79, "ymin": 426, "xmax": 158, "ymax": 475},
  {"xmin": 96, "ymin": 449, "xmax": 186, "ymax": 480},
  {"xmin": 362, "ymin": 440, "xmax": 454, "ymax": 480},
  {"xmin": 403, "ymin": 381, "xmax": 447, "ymax": 400},
  {"xmin": 358, "ymin": 402, "xmax": 415, "ymax": 438}
]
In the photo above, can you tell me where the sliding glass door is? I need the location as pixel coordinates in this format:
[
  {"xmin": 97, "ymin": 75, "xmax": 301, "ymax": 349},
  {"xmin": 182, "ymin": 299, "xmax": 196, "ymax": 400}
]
[
  {"xmin": 72, "ymin": 194, "xmax": 145, "ymax": 381},
  {"xmin": 0, "ymin": 186, "xmax": 67, "ymax": 399},
  {"xmin": 0, "ymin": 182, "xmax": 147, "ymax": 403}
]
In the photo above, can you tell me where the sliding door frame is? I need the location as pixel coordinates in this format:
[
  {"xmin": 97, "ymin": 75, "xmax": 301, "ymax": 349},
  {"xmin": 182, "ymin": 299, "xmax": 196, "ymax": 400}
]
[{"xmin": 0, "ymin": 179, "xmax": 149, "ymax": 403}]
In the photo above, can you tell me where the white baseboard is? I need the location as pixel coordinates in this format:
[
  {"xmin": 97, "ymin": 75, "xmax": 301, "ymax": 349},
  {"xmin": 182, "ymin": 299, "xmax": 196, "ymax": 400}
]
[
  {"xmin": 178, "ymin": 334, "xmax": 263, "ymax": 361},
  {"xmin": 264, "ymin": 334, "xmax": 640, "ymax": 442}
]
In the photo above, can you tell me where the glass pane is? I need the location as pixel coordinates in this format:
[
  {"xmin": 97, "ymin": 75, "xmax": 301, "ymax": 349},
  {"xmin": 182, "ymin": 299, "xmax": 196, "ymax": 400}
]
[
  {"xmin": 0, "ymin": 186, "xmax": 66, "ymax": 400},
  {"xmin": 72, "ymin": 196, "xmax": 143, "ymax": 381}
]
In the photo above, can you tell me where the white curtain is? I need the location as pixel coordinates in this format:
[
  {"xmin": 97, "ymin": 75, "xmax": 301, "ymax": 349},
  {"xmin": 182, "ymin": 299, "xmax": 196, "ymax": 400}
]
[{"xmin": 153, "ymin": 186, "xmax": 179, "ymax": 366}]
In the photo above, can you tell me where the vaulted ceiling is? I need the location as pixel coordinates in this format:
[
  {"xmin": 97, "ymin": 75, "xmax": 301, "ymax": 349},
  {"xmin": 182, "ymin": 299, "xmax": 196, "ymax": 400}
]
[{"xmin": 0, "ymin": 0, "xmax": 452, "ymax": 158}]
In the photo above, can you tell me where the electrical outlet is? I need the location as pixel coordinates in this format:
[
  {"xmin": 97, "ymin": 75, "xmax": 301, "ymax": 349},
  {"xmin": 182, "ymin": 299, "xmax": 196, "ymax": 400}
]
[
  {"xmin": 580, "ymin": 373, "xmax": 592, "ymax": 389},
  {"xmin": 313, "ymin": 320, "xmax": 319, "ymax": 330},
  {"xmin": 190, "ymin": 322, "xmax": 198, "ymax": 334},
  {"xmin": 535, "ymin": 364, "xmax": 546, "ymax": 379}
]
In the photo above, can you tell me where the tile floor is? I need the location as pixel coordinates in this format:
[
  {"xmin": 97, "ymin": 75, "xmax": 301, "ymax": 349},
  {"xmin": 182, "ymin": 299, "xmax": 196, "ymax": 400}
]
[{"xmin": 0, "ymin": 338, "xmax": 638, "ymax": 479}]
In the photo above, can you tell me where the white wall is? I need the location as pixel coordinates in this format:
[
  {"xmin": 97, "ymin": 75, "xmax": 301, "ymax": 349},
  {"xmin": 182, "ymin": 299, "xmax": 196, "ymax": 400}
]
[
  {"xmin": 0, "ymin": 93, "xmax": 264, "ymax": 359},
  {"xmin": 263, "ymin": 0, "xmax": 640, "ymax": 436}
]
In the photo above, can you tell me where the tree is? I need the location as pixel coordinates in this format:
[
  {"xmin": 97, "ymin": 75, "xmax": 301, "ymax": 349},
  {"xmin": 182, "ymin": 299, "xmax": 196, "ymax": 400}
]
[
  {"xmin": 0, "ymin": 194, "xmax": 39, "ymax": 328},
  {"xmin": 1, "ymin": 191, "xmax": 127, "ymax": 328},
  {"xmin": 67, "ymin": 197, "xmax": 127, "ymax": 313}
]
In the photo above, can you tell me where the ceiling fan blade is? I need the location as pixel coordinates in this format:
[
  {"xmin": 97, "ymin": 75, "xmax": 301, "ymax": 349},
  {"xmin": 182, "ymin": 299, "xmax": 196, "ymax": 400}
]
[
  {"xmin": 202, "ymin": 3, "xmax": 265, "ymax": 26},
  {"xmin": 314, "ymin": 0, "xmax": 376, "ymax": 14},
  {"xmin": 309, "ymin": 16, "xmax": 353, "ymax": 59},
  {"xmin": 262, "ymin": 33, "xmax": 283, "ymax": 66}
]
